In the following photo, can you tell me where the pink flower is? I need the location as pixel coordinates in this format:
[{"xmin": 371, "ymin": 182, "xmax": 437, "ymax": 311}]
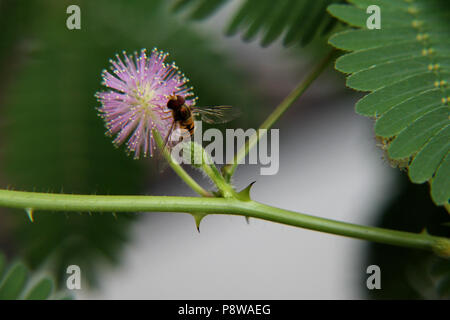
[{"xmin": 96, "ymin": 48, "xmax": 195, "ymax": 159}]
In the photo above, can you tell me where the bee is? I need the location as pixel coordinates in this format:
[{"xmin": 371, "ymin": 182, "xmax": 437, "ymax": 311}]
[{"xmin": 162, "ymin": 94, "xmax": 240, "ymax": 148}]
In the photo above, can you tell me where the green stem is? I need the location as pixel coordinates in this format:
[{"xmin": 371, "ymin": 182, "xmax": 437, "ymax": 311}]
[
  {"xmin": 152, "ymin": 129, "xmax": 212, "ymax": 197},
  {"xmin": 198, "ymin": 144, "xmax": 237, "ymax": 198},
  {"xmin": 0, "ymin": 189, "xmax": 448, "ymax": 257},
  {"xmin": 223, "ymin": 49, "xmax": 337, "ymax": 181}
]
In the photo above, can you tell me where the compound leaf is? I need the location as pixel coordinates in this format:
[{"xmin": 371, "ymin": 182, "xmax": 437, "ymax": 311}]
[
  {"xmin": 328, "ymin": 0, "xmax": 450, "ymax": 206},
  {"xmin": 172, "ymin": 0, "xmax": 343, "ymax": 47}
]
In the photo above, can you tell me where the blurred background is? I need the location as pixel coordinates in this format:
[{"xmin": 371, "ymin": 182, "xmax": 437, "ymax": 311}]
[{"xmin": 0, "ymin": 0, "xmax": 448, "ymax": 299}]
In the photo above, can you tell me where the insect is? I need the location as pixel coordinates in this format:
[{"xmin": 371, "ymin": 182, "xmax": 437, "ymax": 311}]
[{"xmin": 162, "ymin": 94, "xmax": 240, "ymax": 149}]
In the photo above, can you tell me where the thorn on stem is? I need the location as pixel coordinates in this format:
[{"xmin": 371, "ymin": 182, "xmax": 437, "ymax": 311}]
[
  {"xmin": 192, "ymin": 213, "xmax": 206, "ymax": 233},
  {"xmin": 26, "ymin": 208, "xmax": 34, "ymax": 222},
  {"xmin": 237, "ymin": 181, "xmax": 256, "ymax": 201}
]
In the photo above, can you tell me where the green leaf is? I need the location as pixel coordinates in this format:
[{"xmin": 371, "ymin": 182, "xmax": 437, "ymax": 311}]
[
  {"xmin": 347, "ymin": 57, "xmax": 438, "ymax": 91},
  {"xmin": 226, "ymin": 0, "xmax": 257, "ymax": 36},
  {"xmin": 329, "ymin": 28, "xmax": 418, "ymax": 51},
  {"xmin": 336, "ymin": 42, "xmax": 424, "ymax": 73},
  {"xmin": 375, "ymin": 89, "xmax": 443, "ymax": 137},
  {"xmin": 242, "ymin": 0, "xmax": 276, "ymax": 42},
  {"xmin": 355, "ymin": 73, "xmax": 443, "ymax": 116},
  {"xmin": 409, "ymin": 125, "xmax": 450, "ymax": 183},
  {"xmin": 0, "ymin": 263, "xmax": 28, "ymax": 300},
  {"xmin": 260, "ymin": 0, "xmax": 297, "ymax": 47},
  {"xmin": 173, "ymin": 0, "xmax": 343, "ymax": 47},
  {"xmin": 431, "ymin": 153, "xmax": 450, "ymax": 205},
  {"xmin": 328, "ymin": 3, "xmax": 413, "ymax": 28},
  {"xmin": 387, "ymin": 107, "xmax": 448, "ymax": 159},
  {"xmin": 328, "ymin": 0, "xmax": 450, "ymax": 206},
  {"xmin": 189, "ymin": 0, "xmax": 228, "ymax": 20},
  {"xmin": 0, "ymin": 253, "xmax": 67, "ymax": 300},
  {"xmin": 24, "ymin": 278, "xmax": 54, "ymax": 300},
  {"xmin": 327, "ymin": 4, "xmax": 368, "ymax": 27}
]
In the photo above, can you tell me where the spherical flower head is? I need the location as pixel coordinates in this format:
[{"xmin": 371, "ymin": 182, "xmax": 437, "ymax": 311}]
[{"xmin": 96, "ymin": 48, "xmax": 196, "ymax": 159}]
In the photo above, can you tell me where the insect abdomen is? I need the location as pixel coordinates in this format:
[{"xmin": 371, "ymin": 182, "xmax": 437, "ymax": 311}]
[{"xmin": 181, "ymin": 117, "xmax": 195, "ymax": 136}]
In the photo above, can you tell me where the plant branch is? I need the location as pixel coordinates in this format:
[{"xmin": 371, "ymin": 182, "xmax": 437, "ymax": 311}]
[
  {"xmin": 195, "ymin": 143, "xmax": 237, "ymax": 198},
  {"xmin": 152, "ymin": 129, "xmax": 212, "ymax": 197},
  {"xmin": 223, "ymin": 49, "xmax": 337, "ymax": 181},
  {"xmin": 0, "ymin": 189, "xmax": 449, "ymax": 257}
]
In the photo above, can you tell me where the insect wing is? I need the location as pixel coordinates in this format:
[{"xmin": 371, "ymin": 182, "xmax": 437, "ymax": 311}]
[{"xmin": 192, "ymin": 106, "xmax": 240, "ymax": 124}]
